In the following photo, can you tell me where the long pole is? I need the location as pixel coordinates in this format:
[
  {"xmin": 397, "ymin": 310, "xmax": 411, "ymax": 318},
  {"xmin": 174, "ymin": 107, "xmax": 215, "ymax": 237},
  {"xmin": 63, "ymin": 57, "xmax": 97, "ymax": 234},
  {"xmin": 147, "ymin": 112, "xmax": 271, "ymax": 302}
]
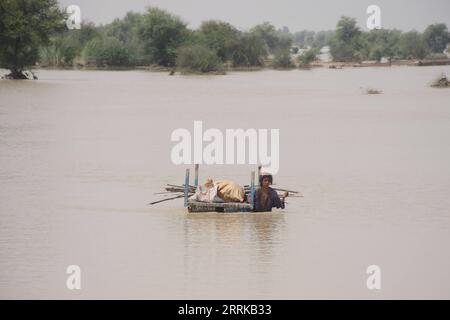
[
  {"xmin": 184, "ymin": 168, "xmax": 190, "ymax": 207},
  {"xmin": 250, "ymin": 171, "xmax": 255, "ymax": 211},
  {"xmin": 194, "ymin": 164, "xmax": 199, "ymax": 189},
  {"xmin": 149, "ymin": 194, "xmax": 184, "ymax": 205}
]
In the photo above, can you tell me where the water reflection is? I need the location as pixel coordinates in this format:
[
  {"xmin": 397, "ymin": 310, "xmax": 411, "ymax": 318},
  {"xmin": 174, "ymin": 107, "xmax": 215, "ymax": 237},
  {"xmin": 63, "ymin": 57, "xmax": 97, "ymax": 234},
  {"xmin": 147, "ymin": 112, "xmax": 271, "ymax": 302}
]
[{"xmin": 182, "ymin": 213, "xmax": 286, "ymax": 280}]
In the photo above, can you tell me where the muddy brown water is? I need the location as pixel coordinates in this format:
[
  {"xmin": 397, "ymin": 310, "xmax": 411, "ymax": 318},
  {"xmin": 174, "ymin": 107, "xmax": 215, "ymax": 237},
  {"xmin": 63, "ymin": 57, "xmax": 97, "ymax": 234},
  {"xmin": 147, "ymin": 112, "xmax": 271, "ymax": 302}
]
[{"xmin": 1, "ymin": 66, "xmax": 450, "ymax": 298}]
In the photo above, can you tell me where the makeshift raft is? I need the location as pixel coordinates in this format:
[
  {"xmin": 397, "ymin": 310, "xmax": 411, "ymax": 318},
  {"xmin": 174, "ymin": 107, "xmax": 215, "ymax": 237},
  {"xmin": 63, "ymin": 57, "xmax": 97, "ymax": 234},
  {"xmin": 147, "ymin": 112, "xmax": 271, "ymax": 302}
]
[
  {"xmin": 149, "ymin": 164, "xmax": 300, "ymax": 213},
  {"xmin": 183, "ymin": 165, "xmax": 255, "ymax": 213}
]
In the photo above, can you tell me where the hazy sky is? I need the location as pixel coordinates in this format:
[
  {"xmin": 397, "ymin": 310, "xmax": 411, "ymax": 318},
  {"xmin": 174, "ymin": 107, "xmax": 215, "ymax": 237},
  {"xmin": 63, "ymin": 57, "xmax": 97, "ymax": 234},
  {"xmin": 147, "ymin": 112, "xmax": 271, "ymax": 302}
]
[{"xmin": 59, "ymin": 0, "xmax": 450, "ymax": 31}]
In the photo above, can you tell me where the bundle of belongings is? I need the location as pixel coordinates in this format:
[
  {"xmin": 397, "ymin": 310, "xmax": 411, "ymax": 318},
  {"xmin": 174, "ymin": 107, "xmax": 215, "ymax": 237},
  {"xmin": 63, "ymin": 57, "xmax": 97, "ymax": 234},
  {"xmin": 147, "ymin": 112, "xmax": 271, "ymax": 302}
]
[{"xmin": 189, "ymin": 178, "xmax": 245, "ymax": 203}]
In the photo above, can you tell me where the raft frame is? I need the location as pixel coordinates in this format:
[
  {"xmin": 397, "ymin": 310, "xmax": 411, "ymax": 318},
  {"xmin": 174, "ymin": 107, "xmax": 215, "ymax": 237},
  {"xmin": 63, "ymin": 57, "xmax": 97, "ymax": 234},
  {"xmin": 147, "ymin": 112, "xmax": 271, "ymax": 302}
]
[{"xmin": 184, "ymin": 164, "xmax": 256, "ymax": 213}]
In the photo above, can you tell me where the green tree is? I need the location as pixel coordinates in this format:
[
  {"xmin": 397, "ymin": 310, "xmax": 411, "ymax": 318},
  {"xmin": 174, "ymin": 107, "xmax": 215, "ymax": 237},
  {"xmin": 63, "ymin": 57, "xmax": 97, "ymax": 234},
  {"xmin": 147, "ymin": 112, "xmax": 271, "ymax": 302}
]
[
  {"xmin": 106, "ymin": 12, "xmax": 143, "ymax": 44},
  {"xmin": 0, "ymin": 0, "xmax": 65, "ymax": 79},
  {"xmin": 329, "ymin": 17, "xmax": 363, "ymax": 62},
  {"xmin": 70, "ymin": 22, "xmax": 100, "ymax": 48},
  {"xmin": 398, "ymin": 31, "xmax": 428, "ymax": 59},
  {"xmin": 197, "ymin": 20, "xmax": 240, "ymax": 62},
  {"xmin": 137, "ymin": 7, "xmax": 188, "ymax": 67},
  {"xmin": 423, "ymin": 23, "xmax": 449, "ymax": 53},
  {"xmin": 362, "ymin": 29, "xmax": 401, "ymax": 61},
  {"xmin": 104, "ymin": 12, "xmax": 145, "ymax": 65},
  {"xmin": 251, "ymin": 22, "xmax": 292, "ymax": 53},
  {"xmin": 231, "ymin": 32, "xmax": 267, "ymax": 67}
]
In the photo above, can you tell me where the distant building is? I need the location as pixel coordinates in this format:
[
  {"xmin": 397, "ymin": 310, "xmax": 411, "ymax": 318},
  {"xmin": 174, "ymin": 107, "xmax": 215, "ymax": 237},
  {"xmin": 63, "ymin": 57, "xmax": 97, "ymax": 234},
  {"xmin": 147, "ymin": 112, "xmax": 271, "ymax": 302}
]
[{"xmin": 318, "ymin": 46, "xmax": 331, "ymax": 62}]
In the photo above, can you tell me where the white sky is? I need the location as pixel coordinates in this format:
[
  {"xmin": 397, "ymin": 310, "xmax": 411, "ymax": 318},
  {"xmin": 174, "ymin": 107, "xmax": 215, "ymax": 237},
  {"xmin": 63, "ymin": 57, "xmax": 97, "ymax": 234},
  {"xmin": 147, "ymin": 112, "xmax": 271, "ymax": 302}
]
[{"xmin": 58, "ymin": 0, "xmax": 450, "ymax": 31}]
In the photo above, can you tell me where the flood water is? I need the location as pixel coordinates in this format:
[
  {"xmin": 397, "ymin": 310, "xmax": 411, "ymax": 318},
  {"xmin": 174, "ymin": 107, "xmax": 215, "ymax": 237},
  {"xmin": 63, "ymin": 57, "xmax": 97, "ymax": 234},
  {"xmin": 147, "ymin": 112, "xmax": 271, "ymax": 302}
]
[{"xmin": 1, "ymin": 66, "xmax": 450, "ymax": 299}]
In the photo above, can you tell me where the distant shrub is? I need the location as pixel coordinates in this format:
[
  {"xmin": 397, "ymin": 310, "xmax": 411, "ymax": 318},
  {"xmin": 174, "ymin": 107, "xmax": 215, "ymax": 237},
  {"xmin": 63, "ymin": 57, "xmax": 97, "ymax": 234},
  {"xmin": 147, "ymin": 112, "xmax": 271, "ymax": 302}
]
[
  {"xmin": 364, "ymin": 87, "xmax": 383, "ymax": 94},
  {"xmin": 82, "ymin": 36, "xmax": 131, "ymax": 67},
  {"xmin": 297, "ymin": 48, "xmax": 318, "ymax": 67},
  {"xmin": 430, "ymin": 73, "xmax": 449, "ymax": 88},
  {"xmin": 176, "ymin": 44, "xmax": 224, "ymax": 73},
  {"xmin": 272, "ymin": 50, "xmax": 294, "ymax": 69}
]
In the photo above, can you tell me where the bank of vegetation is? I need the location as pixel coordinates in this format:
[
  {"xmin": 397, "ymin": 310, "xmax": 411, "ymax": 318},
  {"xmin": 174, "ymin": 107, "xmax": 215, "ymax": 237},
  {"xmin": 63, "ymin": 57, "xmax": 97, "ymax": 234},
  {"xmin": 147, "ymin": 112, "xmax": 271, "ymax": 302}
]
[{"xmin": 1, "ymin": 1, "xmax": 449, "ymax": 78}]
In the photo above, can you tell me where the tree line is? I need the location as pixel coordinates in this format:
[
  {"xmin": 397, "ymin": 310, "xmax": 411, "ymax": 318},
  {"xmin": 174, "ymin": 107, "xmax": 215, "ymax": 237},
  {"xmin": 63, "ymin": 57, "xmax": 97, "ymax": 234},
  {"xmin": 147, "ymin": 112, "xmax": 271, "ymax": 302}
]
[
  {"xmin": 1, "ymin": 1, "xmax": 449, "ymax": 78},
  {"xmin": 328, "ymin": 17, "xmax": 449, "ymax": 62},
  {"xmin": 38, "ymin": 9, "xmax": 299, "ymax": 72}
]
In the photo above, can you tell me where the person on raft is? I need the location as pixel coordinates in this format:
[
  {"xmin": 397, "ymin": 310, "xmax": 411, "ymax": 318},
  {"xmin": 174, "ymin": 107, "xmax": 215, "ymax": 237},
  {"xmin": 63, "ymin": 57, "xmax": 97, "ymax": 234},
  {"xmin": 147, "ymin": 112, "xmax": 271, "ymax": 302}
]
[{"xmin": 254, "ymin": 173, "xmax": 288, "ymax": 212}]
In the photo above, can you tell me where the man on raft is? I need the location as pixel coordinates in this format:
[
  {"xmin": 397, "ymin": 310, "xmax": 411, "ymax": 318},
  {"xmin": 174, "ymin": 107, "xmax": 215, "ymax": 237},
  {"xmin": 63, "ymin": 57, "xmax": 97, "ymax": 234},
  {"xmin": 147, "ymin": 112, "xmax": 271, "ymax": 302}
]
[{"xmin": 254, "ymin": 173, "xmax": 289, "ymax": 212}]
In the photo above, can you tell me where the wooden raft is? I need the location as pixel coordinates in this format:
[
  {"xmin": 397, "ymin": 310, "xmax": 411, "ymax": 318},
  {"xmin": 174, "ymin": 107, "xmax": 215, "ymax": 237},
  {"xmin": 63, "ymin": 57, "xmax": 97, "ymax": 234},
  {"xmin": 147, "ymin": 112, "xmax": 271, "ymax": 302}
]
[{"xmin": 184, "ymin": 165, "xmax": 255, "ymax": 213}]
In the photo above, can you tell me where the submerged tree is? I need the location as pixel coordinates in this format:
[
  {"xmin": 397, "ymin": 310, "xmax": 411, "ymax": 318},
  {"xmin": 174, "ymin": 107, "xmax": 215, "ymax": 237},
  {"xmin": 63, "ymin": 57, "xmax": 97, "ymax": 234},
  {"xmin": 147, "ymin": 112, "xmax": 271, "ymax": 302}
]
[
  {"xmin": 272, "ymin": 49, "xmax": 294, "ymax": 69},
  {"xmin": 297, "ymin": 48, "xmax": 319, "ymax": 68},
  {"xmin": 176, "ymin": 44, "xmax": 223, "ymax": 73},
  {"xmin": 0, "ymin": 0, "xmax": 65, "ymax": 79}
]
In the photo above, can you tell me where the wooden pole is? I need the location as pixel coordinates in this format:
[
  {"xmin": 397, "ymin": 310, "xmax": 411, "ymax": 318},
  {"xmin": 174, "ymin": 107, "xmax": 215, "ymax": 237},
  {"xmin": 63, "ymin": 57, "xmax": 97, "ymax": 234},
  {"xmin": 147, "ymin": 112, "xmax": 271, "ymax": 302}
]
[
  {"xmin": 149, "ymin": 194, "xmax": 184, "ymax": 205},
  {"xmin": 184, "ymin": 168, "xmax": 190, "ymax": 207},
  {"xmin": 250, "ymin": 171, "xmax": 255, "ymax": 211},
  {"xmin": 194, "ymin": 164, "xmax": 199, "ymax": 189},
  {"xmin": 257, "ymin": 165, "xmax": 262, "ymax": 185}
]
